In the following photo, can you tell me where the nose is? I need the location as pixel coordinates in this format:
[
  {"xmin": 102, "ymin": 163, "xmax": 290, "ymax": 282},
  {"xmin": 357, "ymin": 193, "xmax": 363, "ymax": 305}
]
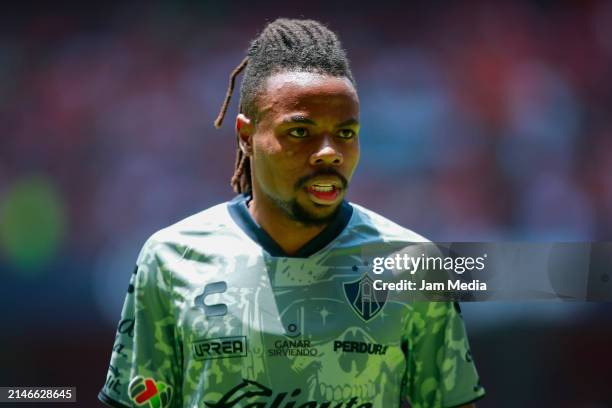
[{"xmin": 309, "ymin": 137, "xmax": 343, "ymax": 166}]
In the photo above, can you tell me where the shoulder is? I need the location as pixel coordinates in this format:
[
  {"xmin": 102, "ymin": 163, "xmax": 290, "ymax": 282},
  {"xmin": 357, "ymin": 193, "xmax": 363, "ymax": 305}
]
[
  {"xmin": 346, "ymin": 202, "xmax": 431, "ymax": 244},
  {"xmin": 137, "ymin": 200, "xmax": 239, "ymax": 263}
]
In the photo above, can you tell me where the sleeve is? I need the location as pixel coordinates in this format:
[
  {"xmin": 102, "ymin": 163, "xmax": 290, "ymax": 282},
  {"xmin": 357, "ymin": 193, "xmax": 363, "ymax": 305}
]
[
  {"xmin": 99, "ymin": 237, "xmax": 183, "ymax": 408},
  {"xmin": 402, "ymin": 302, "xmax": 485, "ymax": 408}
]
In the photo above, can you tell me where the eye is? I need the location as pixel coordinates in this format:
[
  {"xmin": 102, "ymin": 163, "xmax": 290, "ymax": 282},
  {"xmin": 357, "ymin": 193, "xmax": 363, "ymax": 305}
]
[
  {"xmin": 288, "ymin": 128, "xmax": 309, "ymax": 138},
  {"xmin": 337, "ymin": 129, "xmax": 356, "ymax": 139}
]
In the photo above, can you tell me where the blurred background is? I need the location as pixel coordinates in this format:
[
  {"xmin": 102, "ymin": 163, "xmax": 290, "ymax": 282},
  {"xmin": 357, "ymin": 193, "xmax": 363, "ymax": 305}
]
[{"xmin": 1, "ymin": 1, "xmax": 612, "ymax": 406}]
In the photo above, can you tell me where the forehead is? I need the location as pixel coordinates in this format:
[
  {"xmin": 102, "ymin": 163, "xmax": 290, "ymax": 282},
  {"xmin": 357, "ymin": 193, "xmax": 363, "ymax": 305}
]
[{"xmin": 256, "ymin": 72, "xmax": 359, "ymax": 121}]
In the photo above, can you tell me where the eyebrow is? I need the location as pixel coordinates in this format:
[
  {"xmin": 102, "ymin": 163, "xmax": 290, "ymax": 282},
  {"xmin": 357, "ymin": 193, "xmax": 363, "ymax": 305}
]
[
  {"xmin": 281, "ymin": 115, "xmax": 316, "ymax": 125},
  {"xmin": 281, "ymin": 115, "xmax": 359, "ymax": 127},
  {"xmin": 336, "ymin": 118, "xmax": 359, "ymax": 128}
]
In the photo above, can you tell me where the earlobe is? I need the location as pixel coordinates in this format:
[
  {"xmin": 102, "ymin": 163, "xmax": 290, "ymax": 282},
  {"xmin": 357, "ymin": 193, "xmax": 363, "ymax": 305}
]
[{"xmin": 236, "ymin": 113, "xmax": 254, "ymax": 156}]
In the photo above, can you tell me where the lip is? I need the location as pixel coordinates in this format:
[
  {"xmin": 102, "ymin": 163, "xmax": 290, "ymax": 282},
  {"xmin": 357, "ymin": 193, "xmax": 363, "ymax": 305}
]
[
  {"xmin": 305, "ymin": 179, "xmax": 343, "ymax": 205},
  {"xmin": 308, "ymin": 178, "xmax": 342, "ymax": 187}
]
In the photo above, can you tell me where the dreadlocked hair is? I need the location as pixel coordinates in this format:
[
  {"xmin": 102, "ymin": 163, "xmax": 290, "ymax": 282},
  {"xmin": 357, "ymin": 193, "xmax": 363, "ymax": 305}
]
[{"xmin": 214, "ymin": 18, "xmax": 356, "ymax": 194}]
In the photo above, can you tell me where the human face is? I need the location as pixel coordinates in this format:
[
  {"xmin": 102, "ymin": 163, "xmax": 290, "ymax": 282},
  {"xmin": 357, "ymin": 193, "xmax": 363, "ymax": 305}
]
[{"xmin": 239, "ymin": 71, "xmax": 360, "ymax": 226}]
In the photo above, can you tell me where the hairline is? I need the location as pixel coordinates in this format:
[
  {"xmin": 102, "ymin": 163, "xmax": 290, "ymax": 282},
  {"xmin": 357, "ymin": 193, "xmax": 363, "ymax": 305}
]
[{"xmin": 241, "ymin": 68, "xmax": 357, "ymax": 124}]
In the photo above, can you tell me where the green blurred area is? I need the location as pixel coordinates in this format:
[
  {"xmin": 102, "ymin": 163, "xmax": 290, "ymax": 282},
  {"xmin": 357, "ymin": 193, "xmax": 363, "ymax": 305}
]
[{"xmin": 0, "ymin": 177, "xmax": 67, "ymax": 276}]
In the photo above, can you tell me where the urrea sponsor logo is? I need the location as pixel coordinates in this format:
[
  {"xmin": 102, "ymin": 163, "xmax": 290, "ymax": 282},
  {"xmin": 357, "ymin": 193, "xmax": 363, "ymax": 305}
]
[
  {"xmin": 204, "ymin": 379, "xmax": 372, "ymax": 408},
  {"xmin": 192, "ymin": 336, "xmax": 247, "ymax": 360}
]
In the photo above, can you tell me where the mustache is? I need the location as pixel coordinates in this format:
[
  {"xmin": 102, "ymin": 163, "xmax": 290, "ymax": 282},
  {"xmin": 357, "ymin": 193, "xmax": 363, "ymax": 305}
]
[{"xmin": 294, "ymin": 168, "xmax": 348, "ymax": 190}]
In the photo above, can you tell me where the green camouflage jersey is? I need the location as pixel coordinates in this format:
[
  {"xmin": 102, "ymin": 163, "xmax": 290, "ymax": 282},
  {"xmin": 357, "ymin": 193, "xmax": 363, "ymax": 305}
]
[{"xmin": 99, "ymin": 194, "xmax": 485, "ymax": 408}]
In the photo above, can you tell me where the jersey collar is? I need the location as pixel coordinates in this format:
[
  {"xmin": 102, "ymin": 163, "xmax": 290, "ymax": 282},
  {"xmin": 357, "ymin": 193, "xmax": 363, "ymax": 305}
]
[{"xmin": 227, "ymin": 193, "xmax": 353, "ymax": 258}]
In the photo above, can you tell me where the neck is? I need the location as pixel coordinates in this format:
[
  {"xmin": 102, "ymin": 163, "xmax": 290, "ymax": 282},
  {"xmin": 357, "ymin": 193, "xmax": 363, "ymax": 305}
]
[{"xmin": 247, "ymin": 192, "xmax": 328, "ymax": 256}]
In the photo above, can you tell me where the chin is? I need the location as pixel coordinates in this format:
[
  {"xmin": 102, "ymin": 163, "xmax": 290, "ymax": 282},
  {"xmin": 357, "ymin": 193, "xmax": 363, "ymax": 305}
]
[{"xmin": 289, "ymin": 200, "xmax": 340, "ymax": 226}]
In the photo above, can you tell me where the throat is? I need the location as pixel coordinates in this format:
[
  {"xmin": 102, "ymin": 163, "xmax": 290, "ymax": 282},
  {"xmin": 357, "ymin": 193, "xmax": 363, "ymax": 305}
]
[{"xmin": 249, "ymin": 200, "xmax": 327, "ymax": 256}]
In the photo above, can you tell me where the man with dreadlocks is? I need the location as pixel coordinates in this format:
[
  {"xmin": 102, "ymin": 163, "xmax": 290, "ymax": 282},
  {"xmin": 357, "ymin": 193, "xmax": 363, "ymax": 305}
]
[{"xmin": 99, "ymin": 18, "xmax": 485, "ymax": 408}]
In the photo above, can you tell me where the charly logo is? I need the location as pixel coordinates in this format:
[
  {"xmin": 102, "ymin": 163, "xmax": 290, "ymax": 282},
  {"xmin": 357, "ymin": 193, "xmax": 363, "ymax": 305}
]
[
  {"xmin": 204, "ymin": 379, "xmax": 372, "ymax": 408},
  {"xmin": 128, "ymin": 376, "xmax": 173, "ymax": 408},
  {"xmin": 343, "ymin": 274, "xmax": 388, "ymax": 322},
  {"xmin": 195, "ymin": 281, "xmax": 228, "ymax": 317},
  {"xmin": 193, "ymin": 336, "xmax": 247, "ymax": 361}
]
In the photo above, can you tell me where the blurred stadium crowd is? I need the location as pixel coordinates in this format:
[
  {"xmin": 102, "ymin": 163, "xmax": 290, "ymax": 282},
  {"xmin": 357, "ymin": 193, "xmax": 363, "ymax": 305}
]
[{"xmin": 1, "ymin": 1, "xmax": 612, "ymax": 407}]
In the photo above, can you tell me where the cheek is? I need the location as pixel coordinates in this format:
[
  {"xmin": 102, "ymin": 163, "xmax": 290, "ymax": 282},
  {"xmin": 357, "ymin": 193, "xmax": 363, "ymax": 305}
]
[
  {"xmin": 255, "ymin": 137, "xmax": 305, "ymax": 170},
  {"xmin": 344, "ymin": 143, "xmax": 360, "ymax": 177},
  {"xmin": 253, "ymin": 139, "xmax": 284, "ymax": 175},
  {"xmin": 252, "ymin": 145, "xmax": 276, "ymax": 184},
  {"xmin": 252, "ymin": 139, "xmax": 302, "ymax": 192}
]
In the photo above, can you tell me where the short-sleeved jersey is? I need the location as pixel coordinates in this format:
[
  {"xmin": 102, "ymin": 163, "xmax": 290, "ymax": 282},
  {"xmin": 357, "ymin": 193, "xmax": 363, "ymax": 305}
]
[{"xmin": 99, "ymin": 195, "xmax": 485, "ymax": 408}]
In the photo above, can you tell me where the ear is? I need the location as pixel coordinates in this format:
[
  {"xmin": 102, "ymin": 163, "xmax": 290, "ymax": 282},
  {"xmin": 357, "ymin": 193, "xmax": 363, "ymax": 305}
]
[{"xmin": 236, "ymin": 113, "xmax": 254, "ymax": 156}]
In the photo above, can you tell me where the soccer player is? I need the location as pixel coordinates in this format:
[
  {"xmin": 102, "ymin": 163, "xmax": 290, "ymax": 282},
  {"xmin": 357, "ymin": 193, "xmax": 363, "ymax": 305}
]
[{"xmin": 99, "ymin": 18, "xmax": 485, "ymax": 408}]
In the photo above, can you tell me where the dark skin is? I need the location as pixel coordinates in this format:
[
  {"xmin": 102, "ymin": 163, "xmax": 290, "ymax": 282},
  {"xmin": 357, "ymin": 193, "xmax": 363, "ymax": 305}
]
[
  {"xmin": 236, "ymin": 71, "xmax": 476, "ymax": 408},
  {"xmin": 236, "ymin": 71, "xmax": 360, "ymax": 255}
]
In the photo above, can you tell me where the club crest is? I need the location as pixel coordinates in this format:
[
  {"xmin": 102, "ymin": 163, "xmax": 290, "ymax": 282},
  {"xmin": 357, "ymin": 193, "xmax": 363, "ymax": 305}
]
[{"xmin": 343, "ymin": 274, "xmax": 388, "ymax": 322}]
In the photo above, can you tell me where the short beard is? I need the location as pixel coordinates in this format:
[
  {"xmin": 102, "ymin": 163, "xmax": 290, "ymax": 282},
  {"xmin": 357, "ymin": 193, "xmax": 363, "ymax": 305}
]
[
  {"xmin": 267, "ymin": 168, "xmax": 348, "ymax": 227},
  {"xmin": 276, "ymin": 196, "xmax": 342, "ymax": 227}
]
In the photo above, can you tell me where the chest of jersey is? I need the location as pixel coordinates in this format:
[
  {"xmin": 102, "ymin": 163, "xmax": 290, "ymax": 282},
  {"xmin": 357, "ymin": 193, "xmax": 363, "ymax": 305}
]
[{"xmin": 173, "ymin": 249, "xmax": 410, "ymax": 408}]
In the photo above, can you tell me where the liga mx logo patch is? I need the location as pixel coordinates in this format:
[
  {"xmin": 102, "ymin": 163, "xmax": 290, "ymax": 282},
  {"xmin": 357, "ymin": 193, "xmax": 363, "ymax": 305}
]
[
  {"xmin": 129, "ymin": 376, "xmax": 172, "ymax": 408},
  {"xmin": 343, "ymin": 274, "xmax": 388, "ymax": 322}
]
